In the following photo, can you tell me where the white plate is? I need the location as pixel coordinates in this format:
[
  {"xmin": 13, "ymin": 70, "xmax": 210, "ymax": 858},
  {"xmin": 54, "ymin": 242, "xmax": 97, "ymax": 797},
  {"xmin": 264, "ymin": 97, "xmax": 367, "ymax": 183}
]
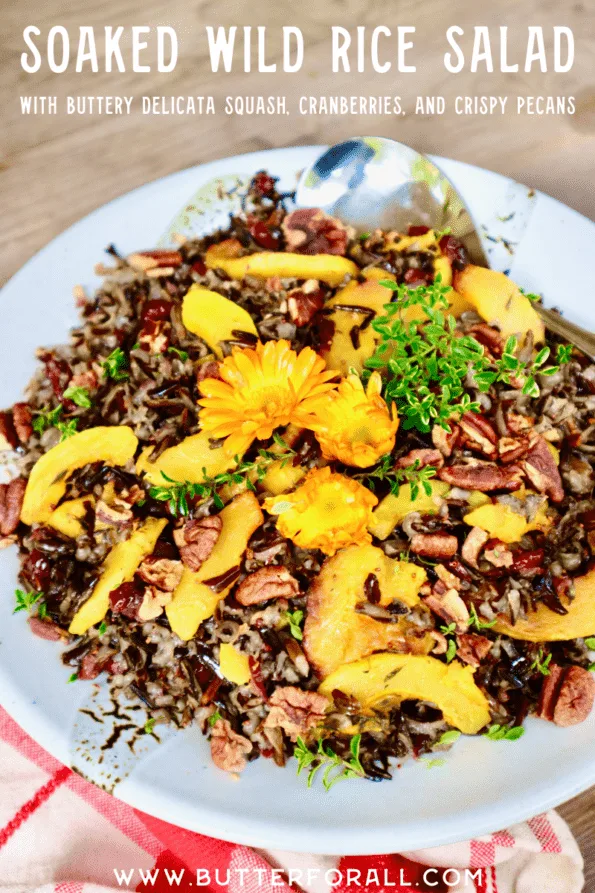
[{"xmin": 1, "ymin": 147, "xmax": 594, "ymax": 856}]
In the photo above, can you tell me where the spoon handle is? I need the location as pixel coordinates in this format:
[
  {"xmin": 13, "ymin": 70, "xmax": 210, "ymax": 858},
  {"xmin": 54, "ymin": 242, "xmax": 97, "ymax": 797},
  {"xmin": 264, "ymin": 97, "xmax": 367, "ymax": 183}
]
[{"xmin": 535, "ymin": 305, "xmax": 595, "ymax": 360}]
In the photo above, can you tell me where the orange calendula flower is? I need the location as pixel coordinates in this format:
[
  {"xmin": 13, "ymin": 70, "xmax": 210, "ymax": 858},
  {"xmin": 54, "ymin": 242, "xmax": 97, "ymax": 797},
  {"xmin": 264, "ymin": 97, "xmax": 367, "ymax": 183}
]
[
  {"xmin": 263, "ymin": 466, "xmax": 377, "ymax": 556},
  {"xmin": 198, "ymin": 340, "xmax": 338, "ymax": 456},
  {"xmin": 309, "ymin": 372, "xmax": 399, "ymax": 468}
]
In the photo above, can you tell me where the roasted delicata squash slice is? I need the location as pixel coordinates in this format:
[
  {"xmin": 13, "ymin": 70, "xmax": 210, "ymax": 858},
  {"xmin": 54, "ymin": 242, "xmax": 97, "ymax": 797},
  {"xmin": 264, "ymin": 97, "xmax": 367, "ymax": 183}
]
[
  {"xmin": 136, "ymin": 430, "xmax": 236, "ymax": 487},
  {"xmin": 21, "ymin": 426, "xmax": 138, "ymax": 525},
  {"xmin": 182, "ymin": 284, "xmax": 258, "ymax": 359},
  {"xmin": 47, "ymin": 496, "xmax": 93, "ymax": 539},
  {"xmin": 463, "ymin": 500, "xmax": 551, "ymax": 544},
  {"xmin": 369, "ymin": 481, "xmax": 450, "ymax": 541},
  {"xmin": 319, "ymin": 653, "xmax": 491, "ymax": 735},
  {"xmin": 205, "ymin": 243, "xmax": 358, "ymax": 287},
  {"xmin": 493, "ymin": 568, "xmax": 595, "ymax": 642},
  {"xmin": 69, "ymin": 517, "xmax": 168, "ymax": 636},
  {"xmin": 166, "ymin": 491, "xmax": 263, "ymax": 640},
  {"xmin": 304, "ymin": 544, "xmax": 431, "ymax": 678},
  {"xmin": 453, "ymin": 265, "xmax": 545, "ymax": 344}
]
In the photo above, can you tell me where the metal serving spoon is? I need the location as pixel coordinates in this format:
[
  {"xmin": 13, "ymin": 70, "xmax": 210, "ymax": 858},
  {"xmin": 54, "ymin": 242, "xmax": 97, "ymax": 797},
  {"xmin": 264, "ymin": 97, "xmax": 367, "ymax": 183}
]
[{"xmin": 295, "ymin": 136, "xmax": 595, "ymax": 358}]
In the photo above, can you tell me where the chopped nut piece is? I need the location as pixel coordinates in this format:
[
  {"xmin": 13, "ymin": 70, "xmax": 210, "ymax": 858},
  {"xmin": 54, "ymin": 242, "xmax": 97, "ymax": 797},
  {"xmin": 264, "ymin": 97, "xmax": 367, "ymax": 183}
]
[
  {"xmin": 0, "ymin": 534, "xmax": 17, "ymax": 550},
  {"xmin": 431, "ymin": 423, "xmax": 459, "ymax": 457},
  {"xmin": 12, "ymin": 404, "xmax": 33, "ymax": 443},
  {"xmin": 196, "ymin": 360, "xmax": 222, "ymax": 384},
  {"xmin": 95, "ymin": 500, "xmax": 133, "ymax": 530},
  {"xmin": 281, "ymin": 208, "xmax": 353, "ymax": 256},
  {"xmin": 137, "ymin": 557, "xmax": 183, "ymax": 592},
  {"xmin": 434, "ymin": 563, "xmax": 462, "ymax": 590},
  {"xmin": 395, "ymin": 448, "xmax": 444, "ymax": 470},
  {"xmin": 461, "ymin": 526, "xmax": 489, "ymax": 568},
  {"xmin": 438, "ymin": 461, "xmax": 523, "ymax": 492},
  {"xmin": 287, "ymin": 283, "xmax": 325, "ymax": 327},
  {"xmin": 69, "ymin": 371, "xmax": 98, "ymax": 392},
  {"xmin": 264, "ymin": 686, "xmax": 329, "ymax": 742},
  {"xmin": 127, "ymin": 250, "xmax": 183, "ymax": 272},
  {"xmin": 523, "ymin": 436, "xmax": 564, "ymax": 503},
  {"xmin": 410, "ymin": 533, "xmax": 458, "ymax": 559},
  {"xmin": 468, "ymin": 323, "xmax": 504, "ymax": 357},
  {"xmin": 236, "ymin": 565, "xmax": 300, "ymax": 606},
  {"xmin": 456, "ymin": 633, "xmax": 492, "ymax": 667},
  {"xmin": 537, "ymin": 664, "xmax": 595, "ymax": 727},
  {"xmin": 174, "ymin": 515, "xmax": 222, "ymax": 572},
  {"xmin": 0, "ymin": 413, "xmax": 17, "ymax": 450},
  {"xmin": 459, "ymin": 413, "xmax": 498, "ymax": 457},
  {"xmin": 138, "ymin": 320, "xmax": 170, "ymax": 354},
  {"xmin": 484, "ymin": 541, "xmax": 514, "ymax": 568},
  {"xmin": 137, "ymin": 586, "xmax": 175, "ymax": 621},
  {"xmin": 424, "ymin": 588, "xmax": 470, "ymax": 632},
  {"xmin": 498, "ymin": 436, "xmax": 530, "ymax": 464},
  {"xmin": 0, "ymin": 478, "xmax": 26, "ymax": 536},
  {"xmin": 210, "ymin": 718, "xmax": 252, "ymax": 773},
  {"xmin": 28, "ymin": 616, "xmax": 66, "ymax": 641},
  {"xmin": 430, "ymin": 630, "xmax": 448, "ymax": 655}
]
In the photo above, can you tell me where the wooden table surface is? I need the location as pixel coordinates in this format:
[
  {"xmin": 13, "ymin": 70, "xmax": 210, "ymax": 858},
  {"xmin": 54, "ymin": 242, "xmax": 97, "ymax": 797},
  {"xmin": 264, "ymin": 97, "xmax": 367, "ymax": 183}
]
[{"xmin": 1, "ymin": 0, "xmax": 594, "ymax": 884}]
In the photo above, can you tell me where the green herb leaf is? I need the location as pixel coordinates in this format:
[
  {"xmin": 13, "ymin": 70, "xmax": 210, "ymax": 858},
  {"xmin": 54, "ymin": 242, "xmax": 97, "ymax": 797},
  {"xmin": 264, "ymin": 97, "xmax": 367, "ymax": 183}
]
[
  {"xmin": 440, "ymin": 622, "xmax": 457, "ymax": 635},
  {"xmin": 436, "ymin": 729, "xmax": 461, "ymax": 747},
  {"xmin": 283, "ymin": 609, "xmax": 304, "ymax": 641},
  {"xmin": 98, "ymin": 620, "xmax": 107, "ymax": 636},
  {"xmin": 168, "ymin": 347, "xmax": 189, "ymax": 362},
  {"xmin": 63, "ymin": 386, "xmax": 93, "ymax": 408},
  {"xmin": 14, "ymin": 589, "xmax": 43, "ymax": 614},
  {"xmin": 144, "ymin": 717, "xmax": 156, "ymax": 734},
  {"xmin": 37, "ymin": 602, "xmax": 48, "ymax": 619},
  {"xmin": 445, "ymin": 639, "xmax": 457, "ymax": 663},
  {"xmin": 484, "ymin": 724, "xmax": 525, "ymax": 742},
  {"xmin": 422, "ymin": 757, "xmax": 447, "ymax": 768},
  {"xmin": 468, "ymin": 605, "xmax": 497, "ymax": 632},
  {"xmin": 530, "ymin": 648, "xmax": 552, "ymax": 676},
  {"xmin": 102, "ymin": 347, "xmax": 129, "ymax": 381},
  {"xmin": 584, "ymin": 637, "xmax": 595, "ymax": 650},
  {"xmin": 56, "ymin": 419, "xmax": 78, "ymax": 441},
  {"xmin": 32, "ymin": 405, "xmax": 63, "ymax": 436},
  {"xmin": 208, "ymin": 711, "xmax": 223, "ymax": 727},
  {"xmin": 67, "ymin": 672, "xmax": 78, "ymax": 684}
]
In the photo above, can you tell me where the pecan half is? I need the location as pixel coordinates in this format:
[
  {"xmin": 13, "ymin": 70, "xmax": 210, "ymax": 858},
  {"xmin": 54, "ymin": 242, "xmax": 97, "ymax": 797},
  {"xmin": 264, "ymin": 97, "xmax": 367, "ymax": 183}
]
[
  {"xmin": 395, "ymin": 448, "xmax": 444, "ymax": 470},
  {"xmin": 431, "ymin": 423, "xmax": 459, "ymax": 457},
  {"xmin": 456, "ymin": 633, "xmax": 492, "ymax": 667},
  {"xmin": 0, "ymin": 478, "xmax": 26, "ymax": 536},
  {"xmin": 13, "ymin": 403, "xmax": 33, "ymax": 443},
  {"xmin": 127, "ymin": 250, "xmax": 183, "ymax": 272},
  {"xmin": 0, "ymin": 413, "xmax": 17, "ymax": 450},
  {"xmin": 281, "ymin": 209, "xmax": 352, "ymax": 256},
  {"xmin": 210, "ymin": 718, "xmax": 252, "ymax": 773},
  {"xmin": 438, "ymin": 460, "xmax": 523, "ymax": 492},
  {"xmin": 235, "ymin": 565, "xmax": 300, "ymax": 606},
  {"xmin": 522, "ymin": 436, "xmax": 564, "ymax": 503},
  {"xmin": 28, "ymin": 616, "xmax": 66, "ymax": 641},
  {"xmin": 410, "ymin": 533, "xmax": 458, "ymax": 559},
  {"xmin": 137, "ymin": 557, "xmax": 183, "ymax": 592},
  {"xmin": 461, "ymin": 526, "xmax": 489, "ymax": 568},
  {"xmin": 287, "ymin": 282, "xmax": 325, "ymax": 327},
  {"xmin": 459, "ymin": 413, "xmax": 498, "ymax": 457},
  {"xmin": 468, "ymin": 323, "xmax": 504, "ymax": 358},
  {"xmin": 506, "ymin": 411, "xmax": 534, "ymax": 436},
  {"xmin": 537, "ymin": 664, "xmax": 595, "ymax": 727},
  {"xmin": 174, "ymin": 515, "xmax": 222, "ymax": 572},
  {"xmin": 264, "ymin": 686, "xmax": 329, "ymax": 742},
  {"xmin": 423, "ymin": 588, "xmax": 469, "ymax": 632}
]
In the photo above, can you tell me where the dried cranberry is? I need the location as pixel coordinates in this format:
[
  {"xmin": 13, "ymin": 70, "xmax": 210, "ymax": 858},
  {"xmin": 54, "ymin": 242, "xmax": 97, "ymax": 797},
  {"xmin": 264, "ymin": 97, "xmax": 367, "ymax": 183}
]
[
  {"xmin": 142, "ymin": 299, "xmax": 173, "ymax": 323},
  {"xmin": 404, "ymin": 268, "xmax": 432, "ymax": 286},
  {"xmin": 252, "ymin": 172, "xmax": 276, "ymax": 197},
  {"xmin": 23, "ymin": 548, "xmax": 52, "ymax": 590},
  {"xmin": 408, "ymin": 225, "xmax": 430, "ymax": 236},
  {"xmin": 315, "ymin": 314, "xmax": 335, "ymax": 353},
  {"xmin": 191, "ymin": 259, "xmax": 207, "ymax": 276},
  {"xmin": 79, "ymin": 651, "xmax": 112, "ymax": 680},
  {"xmin": 248, "ymin": 656, "xmax": 268, "ymax": 699},
  {"xmin": 439, "ymin": 235, "xmax": 469, "ymax": 271},
  {"xmin": 511, "ymin": 549, "xmax": 545, "ymax": 576},
  {"xmin": 44, "ymin": 355, "xmax": 72, "ymax": 400},
  {"xmin": 109, "ymin": 581, "xmax": 144, "ymax": 620},
  {"xmin": 248, "ymin": 218, "xmax": 281, "ymax": 251}
]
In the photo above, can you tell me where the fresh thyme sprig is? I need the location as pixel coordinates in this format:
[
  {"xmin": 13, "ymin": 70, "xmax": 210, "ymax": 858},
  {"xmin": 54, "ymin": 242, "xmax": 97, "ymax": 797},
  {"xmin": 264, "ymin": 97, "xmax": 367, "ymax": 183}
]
[
  {"xmin": 530, "ymin": 648, "xmax": 552, "ymax": 676},
  {"xmin": 468, "ymin": 605, "xmax": 497, "ymax": 632},
  {"xmin": 148, "ymin": 435, "xmax": 296, "ymax": 516},
  {"xmin": 483, "ymin": 724, "xmax": 525, "ymax": 741},
  {"xmin": 13, "ymin": 589, "xmax": 44, "ymax": 614},
  {"xmin": 102, "ymin": 347, "xmax": 129, "ymax": 381},
  {"xmin": 295, "ymin": 735, "xmax": 365, "ymax": 791},
  {"xmin": 365, "ymin": 277, "xmax": 570, "ymax": 433},
  {"xmin": 356, "ymin": 454, "xmax": 437, "ymax": 501},
  {"xmin": 32, "ymin": 405, "xmax": 63, "ymax": 436},
  {"xmin": 63, "ymin": 386, "xmax": 93, "ymax": 408}
]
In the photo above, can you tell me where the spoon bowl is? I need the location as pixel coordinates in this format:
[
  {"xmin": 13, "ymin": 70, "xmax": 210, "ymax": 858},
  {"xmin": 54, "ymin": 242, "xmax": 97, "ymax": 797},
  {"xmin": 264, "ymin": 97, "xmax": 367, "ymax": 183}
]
[{"xmin": 295, "ymin": 136, "xmax": 488, "ymax": 266}]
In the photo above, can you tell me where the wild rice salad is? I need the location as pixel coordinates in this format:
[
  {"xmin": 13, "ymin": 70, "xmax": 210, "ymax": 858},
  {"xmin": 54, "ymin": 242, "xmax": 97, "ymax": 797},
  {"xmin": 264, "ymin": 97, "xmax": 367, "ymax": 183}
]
[{"xmin": 2, "ymin": 171, "xmax": 595, "ymax": 788}]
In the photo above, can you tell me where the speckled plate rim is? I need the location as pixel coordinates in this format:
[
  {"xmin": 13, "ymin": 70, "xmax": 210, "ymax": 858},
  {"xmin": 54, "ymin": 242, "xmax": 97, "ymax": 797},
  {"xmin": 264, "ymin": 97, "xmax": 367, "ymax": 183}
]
[{"xmin": 0, "ymin": 146, "xmax": 594, "ymax": 856}]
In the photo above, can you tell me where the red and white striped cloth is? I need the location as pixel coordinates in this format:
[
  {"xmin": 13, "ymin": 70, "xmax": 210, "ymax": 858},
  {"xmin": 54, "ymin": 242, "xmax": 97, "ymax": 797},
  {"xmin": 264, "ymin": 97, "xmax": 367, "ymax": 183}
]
[{"xmin": 0, "ymin": 706, "xmax": 583, "ymax": 893}]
